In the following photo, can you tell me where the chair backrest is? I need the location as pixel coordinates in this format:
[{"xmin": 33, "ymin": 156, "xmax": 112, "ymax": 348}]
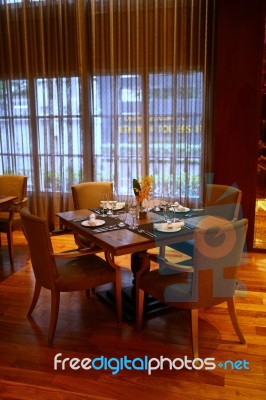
[
  {"xmin": 204, "ymin": 184, "xmax": 242, "ymax": 220},
  {"xmin": 192, "ymin": 218, "xmax": 248, "ymax": 308},
  {"xmin": 0, "ymin": 174, "xmax": 27, "ymax": 211},
  {"xmin": 20, "ymin": 208, "xmax": 57, "ymax": 291},
  {"xmin": 71, "ymin": 181, "xmax": 113, "ymax": 209}
]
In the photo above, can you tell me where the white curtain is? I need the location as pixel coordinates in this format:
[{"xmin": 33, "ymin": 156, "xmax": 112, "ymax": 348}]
[{"xmin": 0, "ymin": 0, "xmax": 215, "ymax": 228}]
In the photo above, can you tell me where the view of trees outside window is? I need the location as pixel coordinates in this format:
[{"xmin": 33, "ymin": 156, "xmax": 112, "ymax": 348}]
[{"xmin": 1, "ymin": 71, "xmax": 203, "ymax": 199}]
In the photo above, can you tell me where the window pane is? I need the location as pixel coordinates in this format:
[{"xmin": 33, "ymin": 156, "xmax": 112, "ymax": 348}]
[
  {"xmin": 148, "ymin": 72, "xmax": 203, "ymax": 201},
  {"xmin": 92, "ymin": 72, "xmax": 203, "ymax": 200},
  {"xmin": 92, "ymin": 75, "xmax": 142, "ymax": 194},
  {"xmin": 0, "ymin": 79, "xmax": 32, "ymax": 184},
  {"xmin": 35, "ymin": 77, "xmax": 82, "ymax": 191}
]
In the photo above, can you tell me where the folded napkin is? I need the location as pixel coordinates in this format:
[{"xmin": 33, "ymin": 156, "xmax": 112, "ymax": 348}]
[{"xmin": 154, "ymin": 221, "xmax": 185, "ymax": 230}]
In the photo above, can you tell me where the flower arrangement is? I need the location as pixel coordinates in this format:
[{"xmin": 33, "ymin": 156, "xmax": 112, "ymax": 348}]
[{"xmin": 133, "ymin": 175, "xmax": 154, "ymax": 204}]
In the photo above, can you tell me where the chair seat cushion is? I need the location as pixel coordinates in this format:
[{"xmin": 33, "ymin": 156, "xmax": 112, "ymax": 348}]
[
  {"xmin": 55, "ymin": 254, "xmax": 116, "ymax": 291},
  {"xmin": 139, "ymin": 269, "xmax": 193, "ymax": 304},
  {"xmin": 168, "ymin": 239, "xmax": 194, "ymax": 257}
]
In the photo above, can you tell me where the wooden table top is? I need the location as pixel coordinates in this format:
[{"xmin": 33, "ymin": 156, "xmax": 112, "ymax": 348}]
[{"xmin": 57, "ymin": 209, "xmax": 205, "ymax": 257}]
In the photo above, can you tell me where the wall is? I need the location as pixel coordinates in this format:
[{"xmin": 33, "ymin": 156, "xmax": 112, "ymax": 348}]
[{"xmin": 213, "ymin": 0, "xmax": 265, "ymax": 249}]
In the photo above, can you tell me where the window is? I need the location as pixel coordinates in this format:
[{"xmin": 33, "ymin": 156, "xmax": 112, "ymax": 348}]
[
  {"xmin": 92, "ymin": 72, "xmax": 203, "ymax": 200},
  {"xmin": 0, "ymin": 79, "xmax": 31, "ymax": 177},
  {"xmin": 0, "ymin": 77, "xmax": 82, "ymax": 192}
]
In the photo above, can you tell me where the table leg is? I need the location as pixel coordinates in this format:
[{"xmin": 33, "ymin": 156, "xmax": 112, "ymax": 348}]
[{"xmin": 97, "ymin": 251, "xmax": 169, "ymax": 322}]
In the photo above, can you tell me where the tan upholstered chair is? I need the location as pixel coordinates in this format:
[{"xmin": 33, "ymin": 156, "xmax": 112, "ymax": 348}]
[
  {"xmin": 136, "ymin": 219, "xmax": 248, "ymax": 359},
  {"xmin": 168, "ymin": 184, "xmax": 242, "ymax": 258},
  {"xmin": 0, "ymin": 174, "xmax": 28, "ymax": 267},
  {"xmin": 21, "ymin": 208, "xmax": 122, "ymax": 344},
  {"xmin": 71, "ymin": 181, "xmax": 113, "ymax": 210},
  {"xmin": 71, "ymin": 181, "xmax": 113, "ymax": 249},
  {"xmin": 204, "ymin": 184, "xmax": 242, "ymax": 221}
]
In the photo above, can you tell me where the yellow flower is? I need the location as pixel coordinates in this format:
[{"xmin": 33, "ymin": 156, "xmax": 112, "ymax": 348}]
[{"xmin": 133, "ymin": 176, "xmax": 154, "ymax": 203}]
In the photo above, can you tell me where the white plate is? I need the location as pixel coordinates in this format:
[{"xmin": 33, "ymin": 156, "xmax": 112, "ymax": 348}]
[
  {"xmin": 81, "ymin": 219, "xmax": 105, "ymax": 227},
  {"xmin": 154, "ymin": 223, "xmax": 182, "ymax": 233},
  {"xmin": 114, "ymin": 202, "xmax": 125, "ymax": 210},
  {"xmin": 171, "ymin": 206, "xmax": 190, "ymax": 213},
  {"xmin": 105, "ymin": 202, "xmax": 125, "ymax": 210}
]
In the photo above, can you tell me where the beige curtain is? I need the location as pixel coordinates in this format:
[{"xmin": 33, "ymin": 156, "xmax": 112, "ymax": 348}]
[{"xmin": 0, "ymin": 0, "xmax": 215, "ymax": 229}]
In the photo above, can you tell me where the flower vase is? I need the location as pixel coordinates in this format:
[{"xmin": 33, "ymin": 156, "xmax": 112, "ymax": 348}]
[{"xmin": 137, "ymin": 202, "xmax": 147, "ymax": 220}]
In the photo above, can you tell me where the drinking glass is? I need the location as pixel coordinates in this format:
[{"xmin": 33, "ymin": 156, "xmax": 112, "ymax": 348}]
[
  {"xmin": 117, "ymin": 211, "xmax": 127, "ymax": 227},
  {"xmin": 160, "ymin": 192, "xmax": 167, "ymax": 209},
  {"xmin": 128, "ymin": 201, "xmax": 138, "ymax": 230},
  {"xmin": 153, "ymin": 191, "xmax": 161, "ymax": 212},
  {"xmin": 106, "ymin": 195, "xmax": 116, "ymax": 216},
  {"xmin": 163, "ymin": 205, "xmax": 174, "ymax": 226}
]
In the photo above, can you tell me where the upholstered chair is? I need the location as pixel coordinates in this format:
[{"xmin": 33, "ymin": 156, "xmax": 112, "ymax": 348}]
[
  {"xmin": 136, "ymin": 219, "xmax": 248, "ymax": 359},
  {"xmin": 71, "ymin": 181, "xmax": 113, "ymax": 249},
  {"xmin": 21, "ymin": 208, "xmax": 122, "ymax": 344},
  {"xmin": 168, "ymin": 184, "xmax": 242, "ymax": 258},
  {"xmin": 0, "ymin": 174, "xmax": 28, "ymax": 267}
]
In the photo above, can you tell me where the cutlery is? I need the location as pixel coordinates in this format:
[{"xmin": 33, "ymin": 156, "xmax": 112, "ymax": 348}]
[
  {"xmin": 184, "ymin": 223, "xmax": 197, "ymax": 229},
  {"xmin": 138, "ymin": 229, "xmax": 156, "ymax": 238},
  {"xmin": 90, "ymin": 208, "xmax": 101, "ymax": 215},
  {"xmin": 94, "ymin": 226, "xmax": 120, "ymax": 233},
  {"xmin": 73, "ymin": 217, "xmax": 90, "ymax": 222}
]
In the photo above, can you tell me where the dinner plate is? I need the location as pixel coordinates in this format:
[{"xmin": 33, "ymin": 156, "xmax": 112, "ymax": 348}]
[
  {"xmin": 114, "ymin": 202, "xmax": 125, "ymax": 210},
  {"xmin": 81, "ymin": 219, "xmax": 105, "ymax": 227},
  {"xmin": 172, "ymin": 206, "xmax": 190, "ymax": 213},
  {"xmin": 106, "ymin": 202, "xmax": 125, "ymax": 210},
  {"xmin": 154, "ymin": 223, "xmax": 182, "ymax": 233}
]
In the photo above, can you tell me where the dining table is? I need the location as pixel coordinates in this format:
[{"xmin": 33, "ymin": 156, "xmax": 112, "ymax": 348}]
[{"xmin": 57, "ymin": 207, "xmax": 229, "ymax": 321}]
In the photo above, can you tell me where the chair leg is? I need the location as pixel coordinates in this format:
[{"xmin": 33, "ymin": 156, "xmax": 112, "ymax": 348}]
[
  {"xmin": 48, "ymin": 290, "xmax": 60, "ymax": 345},
  {"xmin": 136, "ymin": 288, "xmax": 145, "ymax": 332},
  {"xmin": 227, "ymin": 298, "xmax": 246, "ymax": 344},
  {"xmin": 27, "ymin": 281, "xmax": 42, "ymax": 316},
  {"xmin": 6, "ymin": 228, "xmax": 14, "ymax": 267},
  {"xmin": 191, "ymin": 309, "xmax": 199, "ymax": 359}
]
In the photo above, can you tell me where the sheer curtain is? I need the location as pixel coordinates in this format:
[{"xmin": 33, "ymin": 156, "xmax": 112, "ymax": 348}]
[{"xmin": 0, "ymin": 0, "xmax": 215, "ymax": 228}]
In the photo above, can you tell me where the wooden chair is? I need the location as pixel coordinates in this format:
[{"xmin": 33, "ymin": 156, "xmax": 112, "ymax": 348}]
[
  {"xmin": 0, "ymin": 174, "xmax": 28, "ymax": 267},
  {"xmin": 168, "ymin": 184, "xmax": 242, "ymax": 258},
  {"xmin": 136, "ymin": 219, "xmax": 248, "ymax": 359},
  {"xmin": 20, "ymin": 207, "xmax": 122, "ymax": 345},
  {"xmin": 71, "ymin": 181, "xmax": 113, "ymax": 249}
]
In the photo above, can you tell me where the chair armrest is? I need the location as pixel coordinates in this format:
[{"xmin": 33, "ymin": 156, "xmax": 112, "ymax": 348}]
[
  {"xmin": 51, "ymin": 247, "xmax": 100, "ymax": 259},
  {"xmin": 13, "ymin": 197, "xmax": 27, "ymax": 206},
  {"xmin": 147, "ymin": 254, "xmax": 194, "ymax": 273},
  {"xmin": 13, "ymin": 197, "xmax": 28, "ymax": 212}
]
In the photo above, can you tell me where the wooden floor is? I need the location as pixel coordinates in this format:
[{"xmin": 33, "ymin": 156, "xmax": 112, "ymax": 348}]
[{"xmin": 0, "ymin": 231, "xmax": 266, "ymax": 400}]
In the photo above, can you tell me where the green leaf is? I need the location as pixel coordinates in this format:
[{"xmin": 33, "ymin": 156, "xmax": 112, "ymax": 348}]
[{"xmin": 133, "ymin": 178, "xmax": 141, "ymax": 196}]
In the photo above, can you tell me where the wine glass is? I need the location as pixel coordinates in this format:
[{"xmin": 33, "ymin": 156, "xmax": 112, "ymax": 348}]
[
  {"xmin": 100, "ymin": 200, "xmax": 107, "ymax": 217},
  {"xmin": 106, "ymin": 193, "xmax": 115, "ymax": 216}
]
